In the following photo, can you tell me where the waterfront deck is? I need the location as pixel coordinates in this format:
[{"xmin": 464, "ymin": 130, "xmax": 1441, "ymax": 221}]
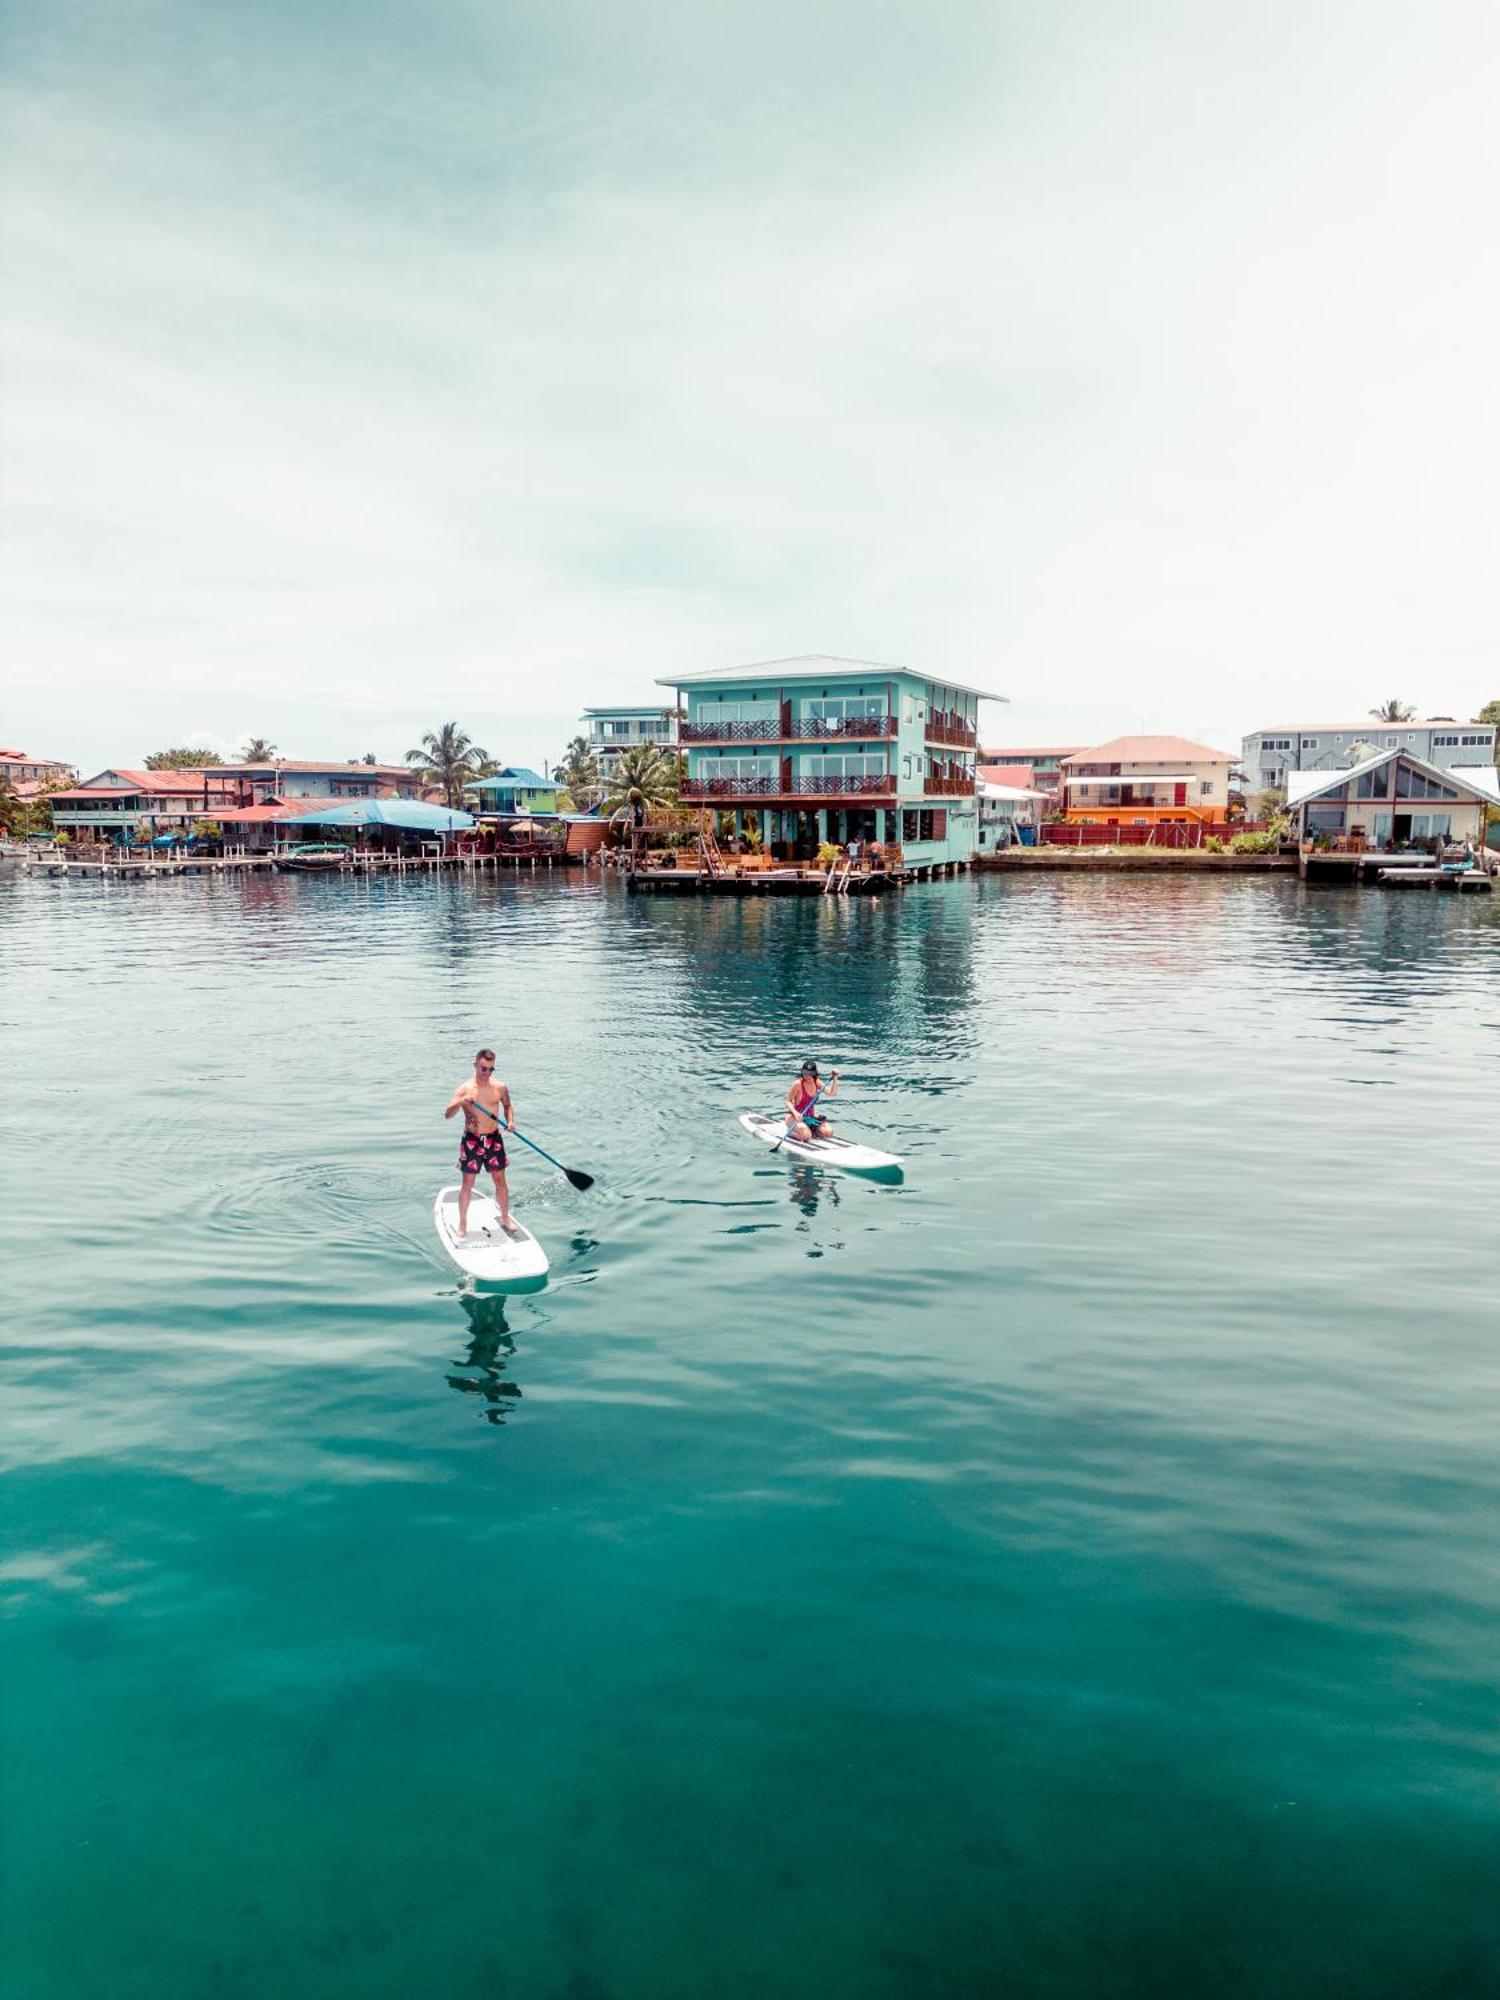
[{"xmin": 624, "ymin": 852, "xmax": 968, "ymax": 894}]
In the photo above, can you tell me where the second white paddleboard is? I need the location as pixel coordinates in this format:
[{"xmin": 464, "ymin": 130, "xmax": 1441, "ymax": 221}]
[{"xmin": 737, "ymin": 1111, "xmax": 903, "ymax": 1177}]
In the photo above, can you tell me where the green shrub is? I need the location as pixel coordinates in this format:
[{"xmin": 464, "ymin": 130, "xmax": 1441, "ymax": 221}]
[
  {"xmin": 1230, "ymin": 828, "xmax": 1279, "ymax": 855},
  {"xmin": 1204, "ymin": 835, "xmax": 1224, "ymax": 854}
]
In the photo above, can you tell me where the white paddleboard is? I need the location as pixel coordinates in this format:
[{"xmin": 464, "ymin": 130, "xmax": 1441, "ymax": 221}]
[
  {"xmin": 737, "ymin": 1111, "xmax": 903, "ymax": 1177},
  {"xmin": 433, "ymin": 1186, "xmax": 549, "ymax": 1287}
]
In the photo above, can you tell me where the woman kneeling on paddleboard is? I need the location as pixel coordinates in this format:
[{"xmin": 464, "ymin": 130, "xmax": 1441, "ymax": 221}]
[{"xmin": 785, "ymin": 1060, "xmax": 839, "ymax": 1142}]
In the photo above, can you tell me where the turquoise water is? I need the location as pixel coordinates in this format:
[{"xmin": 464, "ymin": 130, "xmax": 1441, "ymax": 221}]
[{"xmin": 2, "ymin": 868, "xmax": 1497, "ymax": 1998}]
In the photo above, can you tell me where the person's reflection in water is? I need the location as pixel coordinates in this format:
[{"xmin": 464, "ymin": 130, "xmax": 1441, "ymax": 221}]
[
  {"xmin": 447, "ymin": 1293, "xmax": 522, "ymax": 1425},
  {"xmin": 788, "ymin": 1161, "xmax": 836, "ymax": 1219},
  {"xmin": 788, "ymin": 1163, "xmax": 844, "ymax": 1258}
]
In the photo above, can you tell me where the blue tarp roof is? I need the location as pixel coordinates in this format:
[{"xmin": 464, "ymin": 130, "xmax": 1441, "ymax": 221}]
[{"xmin": 285, "ymin": 799, "xmax": 476, "ymax": 831}]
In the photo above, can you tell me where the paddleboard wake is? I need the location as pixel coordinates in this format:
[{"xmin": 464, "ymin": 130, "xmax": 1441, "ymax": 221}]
[
  {"xmin": 433, "ymin": 1186, "xmax": 549, "ymax": 1289},
  {"xmin": 737, "ymin": 1112, "xmax": 903, "ymax": 1178}
]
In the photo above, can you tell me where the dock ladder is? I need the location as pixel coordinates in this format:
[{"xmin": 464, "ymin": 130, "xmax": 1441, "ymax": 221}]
[{"xmin": 824, "ymin": 857, "xmax": 853, "ymax": 895}]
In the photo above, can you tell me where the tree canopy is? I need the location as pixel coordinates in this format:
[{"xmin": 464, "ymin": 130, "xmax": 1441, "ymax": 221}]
[
  {"xmin": 603, "ymin": 744, "xmax": 681, "ymax": 821},
  {"xmin": 1367, "ymin": 699, "xmax": 1415, "ymax": 723},
  {"xmin": 239, "ymin": 737, "xmax": 277, "ymax": 760},
  {"xmin": 405, "ymin": 722, "xmax": 491, "ymax": 809},
  {"xmin": 556, "ymin": 736, "xmax": 600, "ymax": 805},
  {"xmin": 145, "ymin": 747, "xmax": 223, "ymax": 769}
]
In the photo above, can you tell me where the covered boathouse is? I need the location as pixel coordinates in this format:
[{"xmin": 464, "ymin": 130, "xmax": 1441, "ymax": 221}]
[{"xmin": 657, "ymin": 655, "xmax": 1002, "ymax": 873}]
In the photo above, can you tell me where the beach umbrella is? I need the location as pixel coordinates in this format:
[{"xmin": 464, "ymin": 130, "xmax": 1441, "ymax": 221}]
[{"xmin": 285, "ymin": 799, "xmax": 476, "ymax": 832}]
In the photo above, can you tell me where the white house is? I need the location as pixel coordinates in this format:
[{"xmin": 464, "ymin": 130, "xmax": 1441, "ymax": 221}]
[
  {"xmin": 1286, "ymin": 749, "xmax": 1499, "ymax": 849},
  {"xmin": 977, "ymin": 780, "xmax": 1047, "ymax": 850}
]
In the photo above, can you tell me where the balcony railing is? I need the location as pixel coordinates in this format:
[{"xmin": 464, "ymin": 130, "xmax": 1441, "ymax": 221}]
[
  {"xmin": 925, "ymin": 714, "xmax": 979, "ymax": 749},
  {"xmin": 681, "ymin": 776, "xmax": 779, "ymax": 798},
  {"xmin": 923, "ymin": 773, "xmax": 975, "ymax": 797},
  {"xmin": 681, "ymin": 773, "xmax": 896, "ymax": 802},
  {"xmin": 681, "ymin": 715, "xmax": 898, "ymax": 745},
  {"xmin": 680, "ymin": 719, "xmax": 781, "ymax": 743},
  {"xmin": 792, "ymin": 773, "xmax": 894, "ymax": 796}
]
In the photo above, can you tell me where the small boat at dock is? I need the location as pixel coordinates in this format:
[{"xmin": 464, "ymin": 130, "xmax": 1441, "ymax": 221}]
[{"xmin": 275, "ymin": 843, "xmax": 350, "ymax": 874}]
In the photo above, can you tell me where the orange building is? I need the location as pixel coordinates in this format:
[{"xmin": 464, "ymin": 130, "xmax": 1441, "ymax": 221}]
[{"xmin": 1060, "ymin": 735, "xmax": 1236, "ymax": 827}]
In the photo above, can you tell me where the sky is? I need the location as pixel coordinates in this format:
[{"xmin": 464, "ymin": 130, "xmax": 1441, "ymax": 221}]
[{"xmin": 3, "ymin": 0, "xmax": 1498, "ymax": 775}]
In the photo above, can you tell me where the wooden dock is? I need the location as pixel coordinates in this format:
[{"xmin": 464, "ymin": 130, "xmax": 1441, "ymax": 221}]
[
  {"xmin": 12, "ymin": 846, "xmax": 575, "ymax": 882},
  {"xmin": 622, "ymin": 849, "xmax": 969, "ymax": 894},
  {"xmin": 1301, "ymin": 848, "xmax": 1496, "ymax": 890},
  {"xmin": 1376, "ymin": 865, "xmax": 1492, "ymax": 893}
]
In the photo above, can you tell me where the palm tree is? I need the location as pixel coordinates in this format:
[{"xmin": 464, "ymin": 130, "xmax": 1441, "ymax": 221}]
[
  {"xmin": 240, "ymin": 736, "xmax": 278, "ymax": 760},
  {"xmin": 1368, "ymin": 699, "xmax": 1416, "ymax": 723},
  {"xmin": 405, "ymin": 722, "xmax": 491, "ymax": 808},
  {"xmin": 603, "ymin": 744, "xmax": 680, "ymax": 825},
  {"xmin": 557, "ymin": 735, "xmax": 600, "ymax": 805}
]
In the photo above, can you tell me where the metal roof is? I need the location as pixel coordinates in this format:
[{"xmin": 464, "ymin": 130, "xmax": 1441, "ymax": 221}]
[
  {"xmin": 1247, "ymin": 719, "xmax": 1495, "ymax": 736},
  {"xmin": 657, "ymin": 655, "xmax": 1006, "ymax": 702},
  {"xmin": 1286, "ymin": 749, "xmax": 1500, "ymax": 809},
  {"xmin": 580, "ymin": 705, "xmax": 675, "ymax": 718},
  {"xmin": 468, "ymin": 767, "xmax": 551, "ymax": 790},
  {"xmin": 1062, "ymin": 735, "xmax": 1233, "ymax": 766},
  {"xmin": 978, "ymin": 782, "xmax": 1047, "ymax": 802},
  {"xmin": 1067, "ymin": 772, "xmax": 1197, "ymax": 786}
]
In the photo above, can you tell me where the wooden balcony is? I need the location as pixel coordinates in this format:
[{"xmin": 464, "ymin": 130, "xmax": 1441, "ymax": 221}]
[
  {"xmin": 923, "ymin": 773, "xmax": 976, "ymax": 797},
  {"xmin": 681, "ymin": 773, "xmax": 897, "ymax": 803},
  {"xmin": 681, "ymin": 715, "xmax": 898, "ymax": 745},
  {"xmin": 925, "ymin": 714, "xmax": 979, "ymax": 749}
]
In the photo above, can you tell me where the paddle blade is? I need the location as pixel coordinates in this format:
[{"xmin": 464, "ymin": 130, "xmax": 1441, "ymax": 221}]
[{"xmin": 565, "ymin": 1167, "xmax": 596, "ymax": 1191}]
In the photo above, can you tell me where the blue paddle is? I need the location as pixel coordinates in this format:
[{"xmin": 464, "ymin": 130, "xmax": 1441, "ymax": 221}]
[{"xmin": 462, "ymin": 1108, "xmax": 595, "ymax": 1190}]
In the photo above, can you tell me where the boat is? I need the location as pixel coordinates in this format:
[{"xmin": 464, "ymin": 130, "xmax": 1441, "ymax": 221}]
[
  {"xmin": 737, "ymin": 1111, "xmax": 904, "ymax": 1178},
  {"xmin": 275, "ymin": 843, "xmax": 350, "ymax": 874},
  {"xmin": 433, "ymin": 1186, "xmax": 549, "ymax": 1288}
]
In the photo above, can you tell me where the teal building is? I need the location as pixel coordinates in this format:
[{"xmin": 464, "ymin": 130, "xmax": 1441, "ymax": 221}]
[{"xmin": 658, "ymin": 656, "xmax": 1000, "ymax": 867}]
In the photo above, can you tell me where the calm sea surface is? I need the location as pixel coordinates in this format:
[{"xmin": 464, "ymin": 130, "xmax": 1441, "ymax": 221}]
[{"xmin": 2, "ymin": 867, "xmax": 1497, "ymax": 1998}]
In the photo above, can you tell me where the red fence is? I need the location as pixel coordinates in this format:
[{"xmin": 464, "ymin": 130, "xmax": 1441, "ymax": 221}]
[{"xmin": 1040, "ymin": 821, "xmax": 1268, "ymax": 849}]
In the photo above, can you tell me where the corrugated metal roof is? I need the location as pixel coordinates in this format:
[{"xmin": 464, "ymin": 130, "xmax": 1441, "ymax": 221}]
[
  {"xmin": 1287, "ymin": 750, "xmax": 1500, "ymax": 808},
  {"xmin": 657, "ymin": 655, "xmax": 1006, "ymax": 702},
  {"xmin": 1247, "ymin": 719, "xmax": 1496, "ymax": 735},
  {"xmin": 468, "ymin": 767, "xmax": 551, "ymax": 790},
  {"xmin": 1062, "ymin": 735, "xmax": 1233, "ymax": 766}
]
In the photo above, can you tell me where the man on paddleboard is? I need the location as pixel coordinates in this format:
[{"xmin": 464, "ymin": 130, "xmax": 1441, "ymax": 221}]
[
  {"xmin": 444, "ymin": 1048, "xmax": 516, "ymax": 1236},
  {"xmin": 785, "ymin": 1060, "xmax": 838, "ymax": 1142}
]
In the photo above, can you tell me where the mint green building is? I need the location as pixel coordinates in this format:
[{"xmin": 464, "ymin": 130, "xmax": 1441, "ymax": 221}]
[
  {"xmin": 466, "ymin": 767, "xmax": 559, "ymax": 815},
  {"xmin": 658, "ymin": 655, "xmax": 1001, "ymax": 867}
]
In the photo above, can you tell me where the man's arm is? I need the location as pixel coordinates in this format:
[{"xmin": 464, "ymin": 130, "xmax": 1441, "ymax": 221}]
[
  {"xmin": 444, "ymin": 1081, "xmax": 471, "ymax": 1121},
  {"xmin": 500, "ymin": 1082, "xmax": 515, "ymax": 1131}
]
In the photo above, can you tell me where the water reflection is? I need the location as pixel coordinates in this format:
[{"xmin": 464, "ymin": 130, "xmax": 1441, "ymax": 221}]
[
  {"xmin": 446, "ymin": 1293, "xmax": 522, "ymax": 1425},
  {"xmin": 783, "ymin": 1162, "xmax": 848, "ymax": 1259}
]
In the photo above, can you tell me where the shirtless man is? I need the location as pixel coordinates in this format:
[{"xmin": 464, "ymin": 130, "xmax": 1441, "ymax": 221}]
[
  {"xmin": 444, "ymin": 1048, "xmax": 516, "ymax": 1236},
  {"xmin": 785, "ymin": 1059, "xmax": 839, "ymax": 1142}
]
